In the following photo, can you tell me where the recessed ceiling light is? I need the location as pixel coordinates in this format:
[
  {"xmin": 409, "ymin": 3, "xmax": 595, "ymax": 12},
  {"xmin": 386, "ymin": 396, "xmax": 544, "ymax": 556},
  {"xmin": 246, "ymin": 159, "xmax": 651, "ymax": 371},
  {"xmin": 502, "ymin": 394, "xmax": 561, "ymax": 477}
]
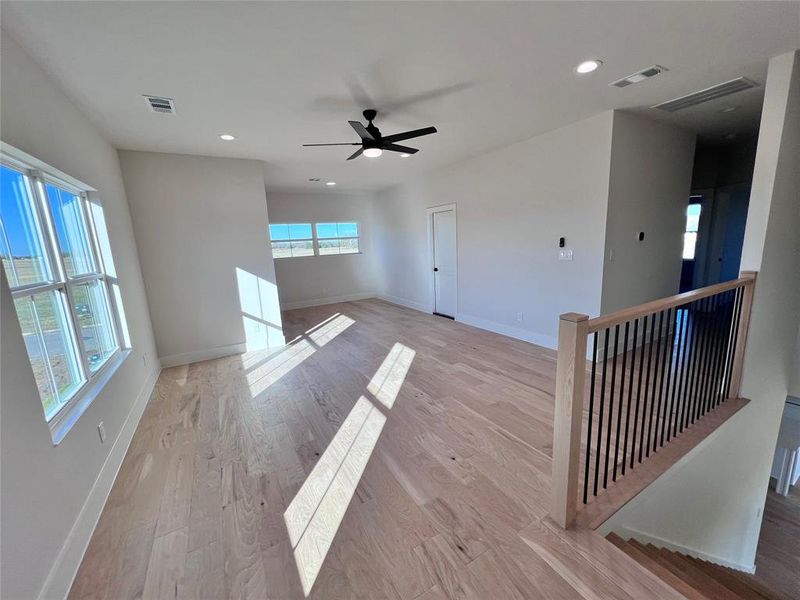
[
  {"xmin": 400, "ymin": 153, "xmax": 411, "ymax": 158},
  {"xmin": 326, "ymin": 181, "xmax": 336, "ymax": 186},
  {"xmin": 363, "ymin": 148, "xmax": 383, "ymax": 158},
  {"xmin": 576, "ymin": 59, "xmax": 602, "ymax": 74},
  {"xmin": 219, "ymin": 134, "xmax": 236, "ymax": 141}
]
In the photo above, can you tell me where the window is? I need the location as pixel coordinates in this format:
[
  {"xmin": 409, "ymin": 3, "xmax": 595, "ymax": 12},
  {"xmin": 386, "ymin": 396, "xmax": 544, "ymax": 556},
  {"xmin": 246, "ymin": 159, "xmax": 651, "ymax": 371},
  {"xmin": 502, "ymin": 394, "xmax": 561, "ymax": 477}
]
[
  {"xmin": 269, "ymin": 222, "xmax": 361, "ymax": 258},
  {"xmin": 269, "ymin": 223, "xmax": 314, "ymax": 258},
  {"xmin": 1, "ymin": 152, "xmax": 128, "ymax": 427},
  {"xmin": 682, "ymin": 202, "xmax": 702, "ymax": 260},
  {"xmin": 316, "ymin": 222, "xmax": 359, "ymax": 255}
]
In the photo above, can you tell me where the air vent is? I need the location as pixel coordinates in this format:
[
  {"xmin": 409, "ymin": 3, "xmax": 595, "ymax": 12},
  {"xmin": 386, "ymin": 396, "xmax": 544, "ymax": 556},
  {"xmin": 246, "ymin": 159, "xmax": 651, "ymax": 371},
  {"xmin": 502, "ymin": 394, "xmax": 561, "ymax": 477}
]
[
  {"xmin": 610, "ymin": 65, "xmax": 668, "ymax": 88},
  {"xmin": 143, "ymin": 95, "xmax": 176, "ymax": 114},
  {"xmin": 652, "ymin": 77, "xmax": 759, "ymax": 112}
]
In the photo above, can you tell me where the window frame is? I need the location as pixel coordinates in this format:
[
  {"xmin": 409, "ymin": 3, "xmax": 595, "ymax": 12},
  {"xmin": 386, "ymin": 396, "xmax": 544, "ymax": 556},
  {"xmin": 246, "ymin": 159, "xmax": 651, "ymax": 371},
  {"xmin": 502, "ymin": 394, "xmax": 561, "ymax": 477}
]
[
  {"xmin": 315, "ymin": 222, "xmax": 361, "ymax": 256},
  {"xmin": 269, "ymin": 221, "xmax": 362, "ymax": 259},
  {"xmin": 682, "ymin": 200, "xmax": 702, "ymax": 261},
  {"xmin": 1, "ymin": 146, "xmax": 130, "ymax": 442}
]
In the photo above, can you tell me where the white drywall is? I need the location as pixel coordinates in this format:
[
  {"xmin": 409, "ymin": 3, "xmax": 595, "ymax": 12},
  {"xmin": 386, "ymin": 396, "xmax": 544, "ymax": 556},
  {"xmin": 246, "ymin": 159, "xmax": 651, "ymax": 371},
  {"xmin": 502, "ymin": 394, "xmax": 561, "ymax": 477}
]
[
  {"xmin": 266, "ymin": 191, "xmax": 377, "ymax": 309},
  {"xmin": 601, "ymin": 51, "xmax": 800, "ymax": 571},
  {"xmin": 601, "ymin": 112, "xmax": 696, "ymax": 313},
  {"xmin": 372, "ymin": 112, "xmax": 615, "ymax": 348},
  {"xmin": 0, "ymin": 33, "xmax": 159, "ymax": 599},
  {"xmin": 119, "ymin": 151, "xmax": 284, "ymax": 366}
]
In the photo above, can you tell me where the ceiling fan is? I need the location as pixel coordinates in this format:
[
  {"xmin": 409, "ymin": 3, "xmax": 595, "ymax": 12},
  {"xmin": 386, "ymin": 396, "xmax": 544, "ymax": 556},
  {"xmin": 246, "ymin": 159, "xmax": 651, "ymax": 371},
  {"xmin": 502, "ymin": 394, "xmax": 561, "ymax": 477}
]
[{"xmin": 303, "ymin": 109, "xmax": 437, "ymax": 160}]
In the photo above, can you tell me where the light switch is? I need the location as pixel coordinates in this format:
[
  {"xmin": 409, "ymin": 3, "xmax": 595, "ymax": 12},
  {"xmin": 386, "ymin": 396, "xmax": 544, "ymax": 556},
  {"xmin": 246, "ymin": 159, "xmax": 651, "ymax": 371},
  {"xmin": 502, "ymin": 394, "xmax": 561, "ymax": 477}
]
[{"xmin": 558, "ymin": 249, "xmax": 573, "ymax": 261}]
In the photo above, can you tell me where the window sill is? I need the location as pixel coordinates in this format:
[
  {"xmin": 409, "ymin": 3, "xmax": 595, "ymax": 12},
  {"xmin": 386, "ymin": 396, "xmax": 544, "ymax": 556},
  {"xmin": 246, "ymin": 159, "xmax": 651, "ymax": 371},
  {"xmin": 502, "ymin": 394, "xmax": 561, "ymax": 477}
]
[
  {"xmin": 274, "ymin": 252, "xmax": 364, "ymax": 259},
  {"xmin": 49, "ymin": 349, "xmax": 132, "ymax": 445}
]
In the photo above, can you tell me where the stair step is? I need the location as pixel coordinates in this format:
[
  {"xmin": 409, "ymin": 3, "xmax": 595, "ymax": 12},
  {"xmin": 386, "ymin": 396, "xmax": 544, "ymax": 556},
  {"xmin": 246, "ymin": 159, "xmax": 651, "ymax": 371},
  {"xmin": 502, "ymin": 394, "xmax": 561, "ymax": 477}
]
[
  {"xmin": 682, "ymin": 556, "xmax": 794, "ymax": 600},
  {"xmin": 605, "ymin": 534, "xmax": 708, "ymax": 600},
  {"xmin": 606, "ymin": 533, "xmax": 791, "ymax": 600}
]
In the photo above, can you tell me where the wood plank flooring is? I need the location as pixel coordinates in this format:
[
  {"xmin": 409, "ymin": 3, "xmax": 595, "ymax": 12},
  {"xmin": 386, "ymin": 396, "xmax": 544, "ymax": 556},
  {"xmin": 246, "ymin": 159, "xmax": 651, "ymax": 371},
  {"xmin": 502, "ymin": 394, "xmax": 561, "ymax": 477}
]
[
  {"xmin": 69, "ymin": 299, "xmax": 685, "ymax": 600},
  {"xmin": 752, "ymin": 482, "xmax": 800, "ymax": 599}
]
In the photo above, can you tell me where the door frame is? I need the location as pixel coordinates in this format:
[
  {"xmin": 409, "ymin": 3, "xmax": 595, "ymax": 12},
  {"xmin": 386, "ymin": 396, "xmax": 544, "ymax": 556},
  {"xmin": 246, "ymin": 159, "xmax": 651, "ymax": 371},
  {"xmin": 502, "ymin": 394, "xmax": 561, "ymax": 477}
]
[{"xmin": 426, "ymin": 203, "xmax": 458, "ymax": 317}]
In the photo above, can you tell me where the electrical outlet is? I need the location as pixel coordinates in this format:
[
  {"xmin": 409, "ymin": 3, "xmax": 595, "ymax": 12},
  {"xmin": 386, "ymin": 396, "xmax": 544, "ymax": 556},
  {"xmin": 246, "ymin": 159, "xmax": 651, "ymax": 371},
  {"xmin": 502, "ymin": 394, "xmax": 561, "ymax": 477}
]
[
  {"xmin": 558, "ymin": 249, "xmax": 573, "ymax": 261},
  {"xmin": 98, "ymin": 422, "xmax": 106, "ymax": 444},
  {"xmin": 516, "ymin": 312, "xmax": 524, "ymax": 323}
]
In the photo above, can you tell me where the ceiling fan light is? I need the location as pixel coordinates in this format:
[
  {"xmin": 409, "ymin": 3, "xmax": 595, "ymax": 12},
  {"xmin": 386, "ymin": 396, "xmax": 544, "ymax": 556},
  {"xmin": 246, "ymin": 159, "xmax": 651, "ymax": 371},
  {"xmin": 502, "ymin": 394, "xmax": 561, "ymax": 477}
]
[
  {"xmin": 363, "ymin": 147, "xmax": 383, "ymax": 158},
  {"xmin": 400, "ymin": 153, "xmax": 411, "ymax": 158}
]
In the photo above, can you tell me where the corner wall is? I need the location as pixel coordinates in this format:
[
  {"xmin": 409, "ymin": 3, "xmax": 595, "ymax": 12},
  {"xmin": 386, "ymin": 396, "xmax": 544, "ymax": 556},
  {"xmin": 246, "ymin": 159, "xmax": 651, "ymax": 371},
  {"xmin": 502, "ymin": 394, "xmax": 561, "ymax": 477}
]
[
  {"xmin": 372, "ymin": 111, "xmax": 615, "ymax": 348},
  {"xmin": 266, "ymin": 191, "xmax": 378, "ymax": 309},
  {"xmin": 119, "ymin": 151, "xmax": 284, "ymax": 366},
  {"xmin": 601, "ymin": 112, "xmax": 696, "ymax": 313},
  {"xmin": 600, "ymin": 50, "xmax": 800, "ymax": 572},
  {"xmin": 0, "ymin": 33, "xmax": 159, "ymax": 599}
]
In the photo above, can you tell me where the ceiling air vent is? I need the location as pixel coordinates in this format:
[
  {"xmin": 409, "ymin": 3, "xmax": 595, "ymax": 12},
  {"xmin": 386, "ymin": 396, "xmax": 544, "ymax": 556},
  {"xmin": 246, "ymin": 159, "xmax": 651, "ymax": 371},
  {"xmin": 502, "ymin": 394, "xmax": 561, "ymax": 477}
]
[
  {"xmin": 143, "ymin": 95, "xmax": 176, "ymax": 114},
  {"xmin": 652, "ymin": 77, "xmax": 759, "ymax": 112},
  {"xmin": 610, "ymin": 65, "xmax": 668, "ymax": 88}
]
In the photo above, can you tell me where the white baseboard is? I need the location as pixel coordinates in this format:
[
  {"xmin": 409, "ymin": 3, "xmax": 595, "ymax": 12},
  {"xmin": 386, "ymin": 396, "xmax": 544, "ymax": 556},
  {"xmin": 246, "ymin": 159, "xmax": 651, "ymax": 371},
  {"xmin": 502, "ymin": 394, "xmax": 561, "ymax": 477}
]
[
  {"xmin": 456, "ymin": 312, "xmax": 558, "ymax": 350},
  {"xmin": 376, "ymin": 294, "xmax": 430, "ymax": 314},
  {"xmin": 38, "ymin": 366, "xmax": 161, "ymax": 600},
  {"xmin": 159, "ymin": 342, "xmax": 247, "ymax": 368},
  {"xmin": 281, "ymin": 292, "xmax": 375, "ymax": 310},
  {"xmin": 613, "ymin": 524, "xmax": 756, "ymax": 574}
]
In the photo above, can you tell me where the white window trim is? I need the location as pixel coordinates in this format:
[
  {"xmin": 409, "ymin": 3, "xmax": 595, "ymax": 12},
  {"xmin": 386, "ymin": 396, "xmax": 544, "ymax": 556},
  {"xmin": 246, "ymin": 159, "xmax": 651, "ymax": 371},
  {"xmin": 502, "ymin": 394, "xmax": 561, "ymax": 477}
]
[
  {"xmin": 1, "ymin": 142, "xmax": 130, "ymax": 444},
  {"xmin": 270, "ymin": 221, "xmax": 363, "ymax": 258}
]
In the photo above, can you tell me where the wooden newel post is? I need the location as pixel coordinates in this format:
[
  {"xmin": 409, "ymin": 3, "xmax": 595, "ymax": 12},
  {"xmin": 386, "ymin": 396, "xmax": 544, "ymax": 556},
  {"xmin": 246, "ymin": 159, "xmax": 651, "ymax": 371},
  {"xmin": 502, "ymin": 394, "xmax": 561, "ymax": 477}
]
[
  {"xmin": 550, "ymin": 312, "xmax": 589, "ymax": 529},
  {"xmin": 728, "ymin": 270, "xmax": 757, "ymax": 399}
]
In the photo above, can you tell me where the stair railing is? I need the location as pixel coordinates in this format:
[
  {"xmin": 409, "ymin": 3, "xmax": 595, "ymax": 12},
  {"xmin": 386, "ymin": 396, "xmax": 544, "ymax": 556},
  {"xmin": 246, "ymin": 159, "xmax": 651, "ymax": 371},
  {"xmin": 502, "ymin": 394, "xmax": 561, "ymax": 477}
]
[{"xmin": 551, "ymin": 271, "xmax": 757, "ymax": 528}]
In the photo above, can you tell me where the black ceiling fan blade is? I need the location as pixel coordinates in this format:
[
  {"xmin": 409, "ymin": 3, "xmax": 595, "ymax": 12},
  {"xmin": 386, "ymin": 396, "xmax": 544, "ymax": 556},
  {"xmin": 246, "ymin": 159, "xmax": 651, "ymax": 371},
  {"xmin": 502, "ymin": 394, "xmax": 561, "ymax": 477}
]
[
  {"xmin": 346, "ymin": 147, "xmax": 364, "ymax": 160},
  {"xmin": 303, "ymin": 143, "xmax": 360, "ymax": 146},
  {"xmin": 348, "ymin": 121, "xmax": 375, "ymax": 141},
  {"xmin": 382, "ymin": 126, "xmax": 437, "ymax": 143},
  {"xmin": 382, "ymin": 144, "xmax": 418, "ymax": 154}
]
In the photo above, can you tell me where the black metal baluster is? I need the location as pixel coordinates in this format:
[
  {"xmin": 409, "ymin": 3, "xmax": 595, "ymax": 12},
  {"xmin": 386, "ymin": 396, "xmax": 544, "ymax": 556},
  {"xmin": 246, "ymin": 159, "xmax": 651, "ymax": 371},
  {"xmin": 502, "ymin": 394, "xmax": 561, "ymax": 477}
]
[
  {"xmin": 621, "ymin": 318, "xmax": 638, "ymax": 476},
  {"xmin": 684, "ymin": 298, "xmax": 705, "ymax": 427},
  {"xmin": 696, "ymin": 295, "xmax": 717, "ymax": 420},
  {"xmin": 593, "ymin": 329, "xmax": 610, "ymax": 496},
  {"xmin": 630, "ymin": 315, "xmax": 648, "ymax": 468},
  {"xmin": 678, "ymin": 300, "xmax": 696, "ymax": 433},
  {"xmin": 603, "ymin": 325, "xmax": 620, "ymax": 489},
  {"xmin": 638, "ymin": 314, "xmax": 657, "ymax": 463},
  {"xmin": 704, "ymin": 294, "xmax": 726, "ymax": 415},
  {"xmin": 667, "ymin": 304, "xmax": 686, "ymax": 442},
  {"xmin": 724, "ymin": 287, "xmax": 744, "ymax": 399},
  {"xmin": 658, "ymin": 307, "xmax": 676, "ymax": 448},
  {"xmin": 645, "ymin": 311, "xmax": 663, "ymax": 458},
  {"xmin": 653, "ymin": 308, "xmax": 671, "ymax": 451},
  {"xmin": 613, "ymin": 322, "xmax": 629, "ymax": 481},
  {"xmin": 692, "ymin": 298, "xmax": 709, "ymax": 423},
  {"xmin": 582, "ymin": 332, "xmax": 598, "ymax": 504},
  {"xmin": 716, "ymin": 290, "xmax": 736, "ymax": 407}
]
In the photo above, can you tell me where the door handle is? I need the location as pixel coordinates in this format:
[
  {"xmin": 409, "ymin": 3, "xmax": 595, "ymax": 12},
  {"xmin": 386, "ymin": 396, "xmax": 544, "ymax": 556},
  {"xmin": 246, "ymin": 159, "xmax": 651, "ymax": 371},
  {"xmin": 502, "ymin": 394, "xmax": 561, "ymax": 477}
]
[{"xmin": 434, "ymin": 267, "xmax": 439, "ymax": 272}]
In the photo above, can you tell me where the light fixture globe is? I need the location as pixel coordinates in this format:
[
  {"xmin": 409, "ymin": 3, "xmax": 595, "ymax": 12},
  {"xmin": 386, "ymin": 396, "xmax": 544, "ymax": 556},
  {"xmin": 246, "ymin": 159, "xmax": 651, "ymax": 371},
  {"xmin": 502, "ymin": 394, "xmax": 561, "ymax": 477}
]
[
  {"xmin": 363, "ymin": 147, "xmax": 383, "ymax": 158},
  {"xmin": 576, "ymin": 59, "xmax": 602, "ymax": 74}
]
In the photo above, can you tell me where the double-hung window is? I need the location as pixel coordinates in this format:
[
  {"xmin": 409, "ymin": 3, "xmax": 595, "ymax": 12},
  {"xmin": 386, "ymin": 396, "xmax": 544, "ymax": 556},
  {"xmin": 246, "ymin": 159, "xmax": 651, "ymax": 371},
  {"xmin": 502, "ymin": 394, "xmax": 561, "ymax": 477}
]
[
  {"xmin": 269, "ymin": 223, "xmax": 314, "ymax": 258},
  {"xmin": 1, "ymin": 148, "xmax": 129, "ymax": 432},
  {"xmin": 269, "ymin": 221, "xmax": 361, "ymax": 258},
  {"xmin": 316, "ymin": 222, "xmax": 359, "ymax": 255}
]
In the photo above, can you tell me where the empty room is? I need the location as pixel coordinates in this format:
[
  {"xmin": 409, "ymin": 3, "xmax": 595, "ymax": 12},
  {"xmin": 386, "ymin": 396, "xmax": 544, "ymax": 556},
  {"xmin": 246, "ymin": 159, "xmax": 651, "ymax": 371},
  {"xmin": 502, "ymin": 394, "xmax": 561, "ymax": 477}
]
[{"xmin": 2, "ymin": 2, "xmax": 799, "ymax": 599}]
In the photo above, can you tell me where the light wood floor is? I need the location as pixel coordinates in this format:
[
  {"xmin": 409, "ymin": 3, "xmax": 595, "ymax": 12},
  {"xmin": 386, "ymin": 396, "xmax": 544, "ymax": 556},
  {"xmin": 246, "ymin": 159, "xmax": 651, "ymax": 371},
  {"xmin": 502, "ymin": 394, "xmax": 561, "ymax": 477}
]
[
  {"xmin": 69, "ymin": 299, "xmax": 685, "ymax": 600},
  {"xmin": 753, "ymin": 482, "xmax": 800, "ymax": 599}
]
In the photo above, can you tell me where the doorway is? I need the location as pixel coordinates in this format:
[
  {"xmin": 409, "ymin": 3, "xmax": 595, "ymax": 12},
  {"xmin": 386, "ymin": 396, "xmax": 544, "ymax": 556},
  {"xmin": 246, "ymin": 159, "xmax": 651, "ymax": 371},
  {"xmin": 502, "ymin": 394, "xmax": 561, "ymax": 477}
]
[{"xmin": 429, "ymin": 205, "xmax": 457, "ymax": 319}]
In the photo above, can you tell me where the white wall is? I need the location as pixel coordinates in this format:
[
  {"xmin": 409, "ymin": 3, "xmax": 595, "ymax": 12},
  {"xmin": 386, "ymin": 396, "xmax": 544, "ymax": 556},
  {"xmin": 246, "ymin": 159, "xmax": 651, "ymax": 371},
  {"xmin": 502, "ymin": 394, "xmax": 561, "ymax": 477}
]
[
  {"xmin": 601, "ymin": 112, "xmax": 696, "ymax": 313},
  {"xmin": 0, "ymin": 33, "xmax": 159, "ymax": 599},
  {"xmin": 119, "ymin": 151, "xmax": 284, "ymax": 367},
  {"xmin": 373, "ymin": 111, "xmax": 615, "ymax": 348},
  {"xmin": 266, "ymin": 191, "xmax": 377, "ymax": 309},
  {"xmin": 601, "ymin": 51, "xmax": 800, "ymax": 572}
]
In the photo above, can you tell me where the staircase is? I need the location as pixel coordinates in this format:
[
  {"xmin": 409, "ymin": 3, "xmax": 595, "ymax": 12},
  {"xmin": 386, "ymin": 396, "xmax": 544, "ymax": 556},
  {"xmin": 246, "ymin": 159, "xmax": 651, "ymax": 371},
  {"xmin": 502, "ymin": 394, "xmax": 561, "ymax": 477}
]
[{"xmin": 606, "ymin": 533, "xmax": 792, "ymax": 600}]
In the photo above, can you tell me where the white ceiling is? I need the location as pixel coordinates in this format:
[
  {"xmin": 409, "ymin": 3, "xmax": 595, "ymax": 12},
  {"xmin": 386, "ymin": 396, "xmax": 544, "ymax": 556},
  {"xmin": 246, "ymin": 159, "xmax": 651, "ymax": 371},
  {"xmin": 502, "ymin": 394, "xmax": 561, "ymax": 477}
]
[{"xmin": 3, "ymin": 1, "xmax": 799, "ymax": 192}]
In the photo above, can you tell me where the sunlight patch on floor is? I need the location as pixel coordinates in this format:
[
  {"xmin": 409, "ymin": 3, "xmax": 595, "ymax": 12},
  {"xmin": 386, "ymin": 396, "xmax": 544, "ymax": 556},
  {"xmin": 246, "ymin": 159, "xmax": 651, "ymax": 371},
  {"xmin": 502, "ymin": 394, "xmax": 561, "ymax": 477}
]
[{"xmin": 367, "ymin": 342, "xmax": 416, "ymax": 409}]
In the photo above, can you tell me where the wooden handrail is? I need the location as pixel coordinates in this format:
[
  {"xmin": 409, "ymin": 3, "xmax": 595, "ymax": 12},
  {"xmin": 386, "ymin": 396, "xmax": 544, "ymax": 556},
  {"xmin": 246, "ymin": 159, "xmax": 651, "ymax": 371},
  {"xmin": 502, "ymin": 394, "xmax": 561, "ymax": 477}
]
[
  {"xmin": 586, "ymin": 272, "xmax": 756, "ymax": 333},
  {"xmin": 550, "ymin": 271, "xmax": 758, "ymax": 530}
]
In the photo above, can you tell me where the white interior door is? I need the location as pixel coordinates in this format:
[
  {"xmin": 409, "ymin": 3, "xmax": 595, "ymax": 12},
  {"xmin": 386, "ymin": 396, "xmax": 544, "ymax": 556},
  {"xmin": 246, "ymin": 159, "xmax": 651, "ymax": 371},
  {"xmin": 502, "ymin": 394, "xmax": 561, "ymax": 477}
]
[{"xmin": 432, "ymin": 209, "xmax": 457, "ymax": 318}]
